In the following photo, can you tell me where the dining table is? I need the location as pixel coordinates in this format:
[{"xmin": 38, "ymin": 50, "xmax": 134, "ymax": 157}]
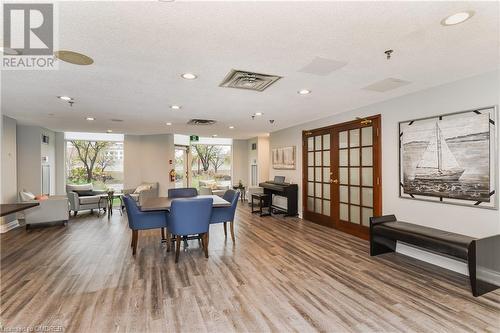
[{"xmin": 139, "ymin": 194, "xmax": 230, "ymax": 212}]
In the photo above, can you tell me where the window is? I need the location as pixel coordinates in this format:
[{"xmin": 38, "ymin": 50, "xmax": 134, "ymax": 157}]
[
  {"xmin": 190, "ymin": 138, "xmax": 232, "ymax": 190},
  {"xmin": 65, "ymin": 132, "xmax": 124, "ymax": 191}
]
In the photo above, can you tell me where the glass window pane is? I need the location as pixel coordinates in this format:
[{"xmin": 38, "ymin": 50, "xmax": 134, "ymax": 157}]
[
  {"xmin": 339, "ymin": 131, "xmax": 348, "ymax": 149},
  {"xmin": 307, "ymin": 197, "xmax": 314, "ymax": 211},
  {"xmin": 315, "ymin": 183, "xmax": 322, "ymax": 198},
  {"xmin": 362, "ymin": 126, "xmax": 373, "ymax": 146},
  {"xmin": 340, "ymin": 203, "xmax": 349, "ymax": 221},
  {"xmin": 349, "ymin": 129, "xmax": 360, "ymax": 147},
  {"xmin": 308, "ymin": 182, "xmax": 314, "ymax": 196},
  {"xmin": 308, "ymin": 152, "xmax": 314, "ymax": 166},
  {"xmin": 339, "ymin": 168, "xmax": 348, "ymax": 184},
  {"xmin": 361, "ymin": 147, "xmax": 373, "ymax": 166},
  {"xmin": 315, "ymin": 136, "xmax": 322, "ymax": 151},
  {"xmin": 315, "ymin": 167, "xmax": 322, "ymax": 182},
  {"xmin": 350, "ymin": 186, "xmax": 360, "ymax": 205},
  {"xmin": 362, "ymin": 167, "xmax": 373, "ymax": 186},
  {"xmin": 323, "ymin": 185, "xmax": 330, "ymax": 200},
  {"xmin": 350, "ymin": 148, "xmax": 360, "ymax": 166},
  {"xmin": 350, "ymin": 167, "xmax": 359, "ymax": 185},
  {"xmin": 362, "ymin": 207, "xmax": 373, "ymax": 227},
  {"xmin": 323, "ymin": 134, "xmax": 330, "ymax": 150},
  {"xmin": 362, "ymin": 187, "xmax": 373, "ymax": 207},
  {"xmin": 308, "ymin": 167, "xmax": 314, "ymax": 181},
  {"xmin": 339, "ymin": 185, "xmax": 348, "ymax": 203},
  {"xmin": 315, "ymin": 198, "xmax": 322, "ymax": 214},
  {"xmin": 308, "ymin": 137, "xmax": 314, "ymax": 151},
  {"xmin": 323, "ymin": 152, "xmax": 330, "ymax": 166},
  {"xmin": 323, "ymin": 168, "xmax": 330, "ymax": 184},
  {"xmin": 315, "ymin": 151, "xmax": 322, "ymax": 166},
  {"xmin": 350, "ymin": 206, "xmax": 360, "ymax": 224},
  {"xmin": 323, "ymin": 201, "xmax": 330, "ymax": 216},
  {"xmin": 339, "ymin": 150, "xmax": 348, "ymax": 166}
]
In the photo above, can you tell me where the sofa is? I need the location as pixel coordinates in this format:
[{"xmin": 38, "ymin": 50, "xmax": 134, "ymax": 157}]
[
  {"xmin": 123, "ymin": 182, "xmax": 159, "ymax": 205},
  {"xmin": 198, "ymin": 180, "xmax": 229, "ymax": 197},
  {"xmin": 66, "ymin": 183, "xmax": 107, "ymax": 216},
  {"xmin": 19, "ymin": 191, "xmax": 69, "ymax": 228}
]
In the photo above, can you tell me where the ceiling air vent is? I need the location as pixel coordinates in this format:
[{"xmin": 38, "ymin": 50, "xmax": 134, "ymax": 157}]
[
  {"xmin": 363, "ymin": 78, "xmax": 411, "ymax": 92},
  {"xmin": 219, "ymin": 69, "xmax": 282, "ymax": 92},
  {"xmin": 187, "ymin": 119, "xmax": 217, "ymax": 126}
]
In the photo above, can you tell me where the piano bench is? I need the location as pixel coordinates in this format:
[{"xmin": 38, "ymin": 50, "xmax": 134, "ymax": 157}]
[{"xmin": 251, "ymin": 193, "xmax": 271, "ymax": 217}]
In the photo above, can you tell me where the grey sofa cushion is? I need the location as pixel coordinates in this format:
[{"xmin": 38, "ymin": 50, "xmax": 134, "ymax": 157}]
[{"xmin": 79, "ymin": 195, "xmax": 104, "ymax": 205}]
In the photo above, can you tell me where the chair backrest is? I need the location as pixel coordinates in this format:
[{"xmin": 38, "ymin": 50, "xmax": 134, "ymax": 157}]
[
  {"xmin": 168, "ymin": 187, "xmax": 198, "ymax": 198},
  {"xmin": 223, "ymin": 189, "xmax": 240, "ymax": 208},
  {"xmin": 169, "ymin": 198, "xmax": 213, "ymax": 235},
  {"xmin": 123, "ymin": 195, "xmax": 139, "ymax": 229}
]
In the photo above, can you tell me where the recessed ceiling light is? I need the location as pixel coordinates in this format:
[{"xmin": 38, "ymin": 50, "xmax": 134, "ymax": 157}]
[
  {"xmin": 298, "ymin": 89, "xmax": 311, "ymax": 95},
  {"xmin": 166, "ymin": 122, "xmax": 172, "ymax": 126},
  {"xmin": 212, "ymin": 134, "xmax": 218, "ymax": 137},
  {"xmin": 181, "ymin": 73, "xmax": 197, "ymax": 80},
  {"xmin": 54, "ymin": 50, "xmax": 94, "ymax": 65},
  {"xmin": 0, "ymin": 47, "xmax": 19, "ymax": 55},
  {"xmin": 229, "ymin": 126, "xmax": 235, "ymax": 129},
  {"xmin": 170, "ymin": 105, "xmax": 181, "ymax": 110},
  {"xmin": 441, "ymin": 11, "xmax": 474, "ymax": 26},
  {"xmin": 58, "ymin": 95, "xmax": 72, "ymax": 101},
  {"xmin": 86, "ymin": 117, "xmax": 95, "ymax": 121},
  {"xmin": 106, "ymin": 129, "xmax": 113, "ymax": 133},
  {"xmin": 255, "ymin": 112, "xmax": 263, "ymax": 116}
]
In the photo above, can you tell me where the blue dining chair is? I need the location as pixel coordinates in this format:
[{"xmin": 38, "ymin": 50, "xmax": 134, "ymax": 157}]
[
  {"xmin": 168, "ymin": 188, "xmax": 198, "ymax": 198},
  {"xmin": 123, "ymin": 195, "xmax": 168, "ymax": 256},
  {"xmin": 168, "ymin": 197, "xmax": 213, "ymax": 263},
  {"xmin": 210, "ymin": 189, "xmax": 240, "ymax": 243}
]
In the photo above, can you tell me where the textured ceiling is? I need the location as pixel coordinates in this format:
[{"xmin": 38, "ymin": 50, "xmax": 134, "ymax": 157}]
[{"xmin": 1, "ymin": 1, "xmax": 499, "ymax": 139}]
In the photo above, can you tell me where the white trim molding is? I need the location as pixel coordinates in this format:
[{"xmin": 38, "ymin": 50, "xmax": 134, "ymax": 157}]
[{"xmin": 0, "ymin": 219, "xmax": 21, "ymax": 233}]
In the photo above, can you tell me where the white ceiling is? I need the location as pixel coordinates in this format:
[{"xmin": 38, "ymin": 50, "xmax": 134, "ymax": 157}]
[{"xmin": 2, "ymin": 1, "xmax": 499, "ymax": 139}]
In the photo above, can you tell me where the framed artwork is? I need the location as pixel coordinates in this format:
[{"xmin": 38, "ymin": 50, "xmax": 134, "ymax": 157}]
[
  {"xmin": 272, "ymin": 146, "xmax": 296, "ymax": 170},
  {"xmin": 399, "ymin": 106, "xmax": 498, "ymax": 209}
]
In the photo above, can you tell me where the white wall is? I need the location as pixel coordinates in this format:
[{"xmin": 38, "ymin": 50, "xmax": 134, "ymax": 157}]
[
  {"xmin": 124, "ymin": 134, "xmax": 175, "ymax": 196},
  {"xmin": 1, "ymin": 116, "xmax": 18, "ymax": 225},
  {"xmin": 269, "ymin": 70, "xmax": 500, "ymax": 275},
  {"xmin": 17, "ymin": 125, "xmax": 42, "ymax": 194},
  {"xmin": 257, "ymin": 136, "xmax": 270, "ymax": 183},
  {"xmin": 232, "ymin": 139, "xmax": 249, "ymax": 187},
  {"xmin": 270, "ymin": 70, "xmax": 499, "ymax": 238}
]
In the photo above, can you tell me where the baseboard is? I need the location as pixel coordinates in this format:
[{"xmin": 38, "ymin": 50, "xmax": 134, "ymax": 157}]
[
  {"xmin": 0, "ymin": 220, "xmax": 21, "ymax": 233},
  {"xmin": 397, "ymin": 242, "xmax": 500, "ymax": 286}
]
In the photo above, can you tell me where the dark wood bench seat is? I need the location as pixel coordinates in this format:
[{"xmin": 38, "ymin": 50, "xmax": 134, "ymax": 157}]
[{"xmin": 370, "ymin": 215, "xmax": 500, "ymax": 297}]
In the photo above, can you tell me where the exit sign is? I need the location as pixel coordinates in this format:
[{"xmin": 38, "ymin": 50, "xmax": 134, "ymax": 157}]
[{"xmin": 190, "ymin": 135, "xmax": 199, "ymax": 142}]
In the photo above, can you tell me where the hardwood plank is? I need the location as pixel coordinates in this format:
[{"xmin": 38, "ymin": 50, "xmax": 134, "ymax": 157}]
[{"xmin": 1, "ymin": 204, "xmax": 498, "ymax": 332}]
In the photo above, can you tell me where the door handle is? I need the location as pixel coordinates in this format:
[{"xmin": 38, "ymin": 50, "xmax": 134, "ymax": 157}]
[{"xmin": 331, "ymin": 179, "xmax": 339, "ymax": 184}]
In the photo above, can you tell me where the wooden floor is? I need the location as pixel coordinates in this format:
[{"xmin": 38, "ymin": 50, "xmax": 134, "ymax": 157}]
[{"xmin": 1, "ymin": 204, "xmax": 499, "ymax": 333}]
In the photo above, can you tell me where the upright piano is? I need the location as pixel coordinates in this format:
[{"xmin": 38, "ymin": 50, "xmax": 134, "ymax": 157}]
[{"xmin": 259, "ymin": 176, "xmax": 298, "ymax": 217}]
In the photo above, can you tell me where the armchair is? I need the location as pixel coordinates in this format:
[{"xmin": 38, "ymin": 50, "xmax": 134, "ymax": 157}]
[
  {"xmin": 123, "ymin": 195, "xmax": 168, "ymax": 255},
  {"xmin": 168, "ymin": 187, "xmax": 198, "ymax": 198},
  {"xmin": 209, "ymin": 190, "xmax": 240, "ymax": 243},
  {"xmin": 19, "ymin": 191, "xmax": 69, "ymax": 228},
  {"xmin": 123, "ymin": 182, "xmax": 159, "ymax": 205},
  {"xmin": 66, "ymin": 184, "xmax": 107, "ymax": 216}
]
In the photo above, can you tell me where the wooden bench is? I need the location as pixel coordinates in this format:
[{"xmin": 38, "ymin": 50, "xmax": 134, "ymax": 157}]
[{"xmin": 369, "ymin": 215, "xmax": 500, "ymax": 297}]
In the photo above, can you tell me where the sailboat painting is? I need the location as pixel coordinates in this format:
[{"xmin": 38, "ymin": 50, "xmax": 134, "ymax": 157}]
[{"xmin": 400, "ymin": 107, "xmax": 497, "ymax": 205}]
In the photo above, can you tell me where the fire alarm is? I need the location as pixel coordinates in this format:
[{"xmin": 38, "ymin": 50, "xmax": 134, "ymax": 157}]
[{"xmin": 169, "ymin": 159, "xmax": 172, "ymax": 164}]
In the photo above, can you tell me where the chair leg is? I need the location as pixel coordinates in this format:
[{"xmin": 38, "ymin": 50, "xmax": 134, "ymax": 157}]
[
  {"xmin": 230, "ymin": 221, "xmax": 235, "ymax": 244},
  {"xmin": 206, "ymin": 231, "xmax": 209, "ymax": 249},
  {"xmin": 132, "ymin": 230, "xmax": 138, "ymax": 255},
  {"xmin": 131, "ymin": 233, "xmax": 134, "ymax": 248},
  {"xmin": 161, "ymin": 228, "xmax": 166, "ymax": 241},
  {"xmin": 202, "ymin": 233, "xmax": 209, "ymax": 258},
  {"xmin": 166, "ymin": 231, "xmax": 171, "ymax": 252},
  {"xmin": 175, "ymin": 235, "xmax": 181, "ymax": 263},
  {"xmin": 223, "ymin": 222, "xmax": 227, "ymax": 238}
]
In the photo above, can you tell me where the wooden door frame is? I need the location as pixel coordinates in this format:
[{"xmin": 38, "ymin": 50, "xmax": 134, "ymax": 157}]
[{"xmin": 302, "ymin": 114, "xmax": 382, "ymax": 240}]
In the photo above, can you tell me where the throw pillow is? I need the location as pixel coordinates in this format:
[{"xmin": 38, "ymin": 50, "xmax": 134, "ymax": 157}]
[
  {"xmin": 74, "ymin": 190, "xmax": 96, "ymax": 197},
  {"xmin": 20, "ymin": 190, "xmax": 36, "ymax": 202},
  {"xmin": 134, "ymin": 185, "xmax": 152, "ymax": 194},
  {"xmin": 35, "ymin": 195, "xmax": 49, "ymax": 201}
]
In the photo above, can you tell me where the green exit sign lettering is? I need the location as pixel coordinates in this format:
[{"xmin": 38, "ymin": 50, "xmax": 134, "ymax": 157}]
[{"xmin": 190, "ymin": 135, "xmax": 199, "ymax": 142}]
